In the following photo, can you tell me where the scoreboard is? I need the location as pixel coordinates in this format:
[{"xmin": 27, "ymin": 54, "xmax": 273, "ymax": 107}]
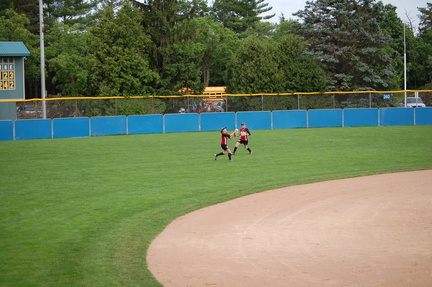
[
  {"xmin": 0, "ymin": 42, "xmax": 30, "ymax": 120},
  {"xmin": 0, "ymin": 57, "xmax": 15, "ymax": 90}
]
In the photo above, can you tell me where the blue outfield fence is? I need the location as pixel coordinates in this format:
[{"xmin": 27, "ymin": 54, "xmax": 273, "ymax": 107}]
[
  {"xmin": 200, "ymin": 112, "xmax": 236, "ymax": 131},
  {"xmin": 379, "ymin": 108, "xmax": 415, "ymax": 126},
  {"xmin": 15, "ymin": 119, "xmax": 52, "ymax": 140},
  {"xmin": 273, "ymin": 110, "xmax": 307, "ymax": 129},
  {"xmin": 128, "ymin": 115, "xmax": 163, "ymax": 134},
  {"xmin": 53, "ymin": 117, "xmax": 89, "ymax": 139},
  {"xmin": 308, "ymin": 109, "xmax": 343, "ymax": 128},
  {"xmin": 0, "ymin": 120, "xmax": 13, "ymax": 141},
  {"xmin": 1, "ymin": 107, "xmax": 431, "ymax": 141},
  {"xmin": 344, "ymin": 109, "xmax": 379, "ymax": 127}
]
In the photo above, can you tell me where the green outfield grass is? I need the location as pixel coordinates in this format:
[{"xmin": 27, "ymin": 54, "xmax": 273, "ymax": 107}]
[{"xmin": 1, "ymin": 125, "xmax": 432, "ymax": 286}]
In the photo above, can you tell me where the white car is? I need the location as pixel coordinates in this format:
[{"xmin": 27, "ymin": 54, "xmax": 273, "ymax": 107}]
[{"xmin": 405, "ymin": 97, "xmax": 426, "ymax": 108}]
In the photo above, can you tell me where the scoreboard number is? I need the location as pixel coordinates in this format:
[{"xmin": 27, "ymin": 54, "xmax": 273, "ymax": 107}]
[{"xmin": 0, "ymin": 58, "xmax": 16, "ymax": 90}]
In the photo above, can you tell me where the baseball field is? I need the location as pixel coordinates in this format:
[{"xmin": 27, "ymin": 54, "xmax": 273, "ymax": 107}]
[{"xmin": 1, "ymin": 125, "xmax": 431, "ymax": 286}]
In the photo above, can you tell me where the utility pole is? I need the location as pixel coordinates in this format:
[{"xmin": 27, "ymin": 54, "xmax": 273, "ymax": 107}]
[
  {"xmin": 404, "ymin": 23, "xmax": 407, "ymax": 108},
  {"xmin": 39, "ymin": 0, "xmax": 46, "ymax": 118}
]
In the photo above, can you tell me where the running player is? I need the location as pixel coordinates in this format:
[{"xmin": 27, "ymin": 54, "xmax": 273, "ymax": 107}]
[
  {"xmin": 233, "ymin": 122, "xmax": 252, "ymax": 155},
  {"xmin": 214, "ymin": 127, "xmax": 236, "ymax": 161}
]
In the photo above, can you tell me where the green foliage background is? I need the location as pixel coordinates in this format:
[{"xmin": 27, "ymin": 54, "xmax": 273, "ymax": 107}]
[{"xmin": 2, "ymin": 0, "xmax": 432, "ymax": 112}]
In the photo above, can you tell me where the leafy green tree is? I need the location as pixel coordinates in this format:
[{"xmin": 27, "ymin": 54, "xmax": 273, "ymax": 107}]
[
  {"xmin": 294, "ymin": 0, "xmax": 395, "ymax": 91},
  {"xmin": 184, "ymin": 17, "xmax": 240, "ymax": 87},
  {"xmin": 0, "ymin": 9, "xmax": 36, "ymax": 44},
  {"xmin": 0, "ymin": 9, "xmax": 40, "ymax": 98},
  {"xmin": 408, "ymin": 32, "xmax": 432, "ymax": 89},
  {"xmin": 372, "ymin": 2, "xmax": 404, "ymax": 89},
  {"xmin": 405, "ymin": 4, "xmax": 432, "ymax": 89},
  {"xmin": 162, "ymin": 40, "xmax": 205, "ymax": 93},
  {"xmin": 134, "ymin": 0, "xmax": 195, "ymax": 72},
  {"xmin": 85, "ymin": 3, "xmax": 159, "ymax": 100},
  {"xmin": 7, "ymin": 0, "xmax": 40, "ymax": 34},
  {"xmin": 226, "ymin": 36, "xmax": 281, "ymax": 111},
  {"xmin": 227, "ymin": 36, "xmax": 282, "ymax": 94},
  {"xmin": 0, "ymin": 0, "xmax": 14, "ymax": 12},
  {"xmin": 226, "ymin": 34, "xmax": 327, "ymax": 111},
  {"xmin": 226, "ymin": 34, "xmax": 326, "ymax": 93},
  {"xmin": 271, "ymin": 18, "xmax": 297, "ymax": 39},
  {"xmin": 116, "ymin": 98, "xmax": 166, "ymax": 115},
  {"xmin": 276, "ymin": 34, "xmax": 327, "ymax": 93},
  {"xmin": 45, "ymin": 23, "xmax": 88, "ymax": 97},
  {"xmin": 135, "ymin": 4, "xmax": 209, "ymax": 93}
]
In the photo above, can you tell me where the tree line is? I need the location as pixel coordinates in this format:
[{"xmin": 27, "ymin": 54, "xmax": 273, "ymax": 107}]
[{"xmin": 1, "ymin": 0, "xmax": 431, "ymax": 114}]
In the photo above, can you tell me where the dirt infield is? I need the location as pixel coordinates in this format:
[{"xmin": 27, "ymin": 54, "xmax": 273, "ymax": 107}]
[{"xmin": 147, "ymin": 170, "xmax": 432, "ymax": 287}]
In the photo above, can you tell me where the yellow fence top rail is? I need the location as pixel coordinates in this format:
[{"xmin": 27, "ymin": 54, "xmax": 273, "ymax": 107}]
[{"xmin": 1, "ymin": 90, "xmax": 431, "ymax": 103}]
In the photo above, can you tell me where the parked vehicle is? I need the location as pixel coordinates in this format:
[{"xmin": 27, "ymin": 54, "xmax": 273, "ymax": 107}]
[
  {"xmin": 405, "ymin": 97, "xmax": 426, "ymax": 108},
  {"xmin": 17, "ymin": 105, "xmax": 42, "ymax": 118}
]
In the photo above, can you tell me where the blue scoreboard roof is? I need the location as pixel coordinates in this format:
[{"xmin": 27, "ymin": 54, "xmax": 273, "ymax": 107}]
[{"xmin": 0, "ymin": 41, "xmax": 31, "ymax": 56}]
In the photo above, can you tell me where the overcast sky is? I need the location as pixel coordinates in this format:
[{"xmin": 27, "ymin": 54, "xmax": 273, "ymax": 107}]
[{"xmin": 262, "ymin": 0, "xmax": 428, "ymax": 27}]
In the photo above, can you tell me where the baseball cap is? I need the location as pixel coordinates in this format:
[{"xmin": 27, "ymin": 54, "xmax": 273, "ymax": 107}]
[
  {"xmin": 220, "ymin": 127, "xmax": 227, "ymax": 133},
  {"xmin": 241, "ymin": 122, "xmax": 246, "ymax": 125}
]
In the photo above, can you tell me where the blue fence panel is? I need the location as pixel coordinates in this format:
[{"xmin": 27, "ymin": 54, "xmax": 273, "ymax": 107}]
[
  {"xmin": 90, "ymin": 116, "xmax": 127, "ymax": 136},
  {"xmin": 53, "ymin": 118, "xmax": 89, "ymax": 139},
  {"xmin": 236, "ymin": 111, "xmax": 271, "ymax": 130},
  {"xmin": 165, "ymin": 113, "xmax": 199, "ymax": 133},
  {"xmin": 15, "ymin": 119, "xmax": 52, "ymax": 140},
  {"xmin": 344, "ymin": 108, "xmax": 379, "ymax": 127},
  {"xmin": 6, "ymin": 108, "xmax": 431, "ymax": 141},
  {"xmin": 380, "ymin": 108, "xmax": 414, "ymax": 126},
  {"xmin": 308, "ymin": 110, "xmax": 343, "ymax": 128},
  {"xmin": 128, "ymin": 114, "xmax": 163, "ymax": 134},
  {"xmin": 200, "ymin": 112, "xmax": 235, "ymax": 131},
  {"xmin": 415, "ymin": 107, "xmax": 432, "ymax": 125},
  {"xmin": 272, "ymin": 110, "xmax": 307, "ymax": 129},
  {"xmin": 0, "ymin": 120, "xmax": 13, "ymax": 141}
]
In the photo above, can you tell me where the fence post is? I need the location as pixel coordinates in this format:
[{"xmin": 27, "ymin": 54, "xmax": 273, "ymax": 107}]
[
  {"xmin": 225, "ymin": 95, "xmax": 228, "ymax": 112},
  {"xmin": 297, "ymin": 94, "xmax": 300, "ymax": 110}
]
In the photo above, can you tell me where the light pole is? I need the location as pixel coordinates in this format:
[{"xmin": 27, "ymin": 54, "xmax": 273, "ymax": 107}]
[
  {"xmin": 39, "ymin": 0, "xmax": 46, "ymax": 118},
  {"xmin": 404, "ymin": 23, "xmax": 407, "ymax": 107}
]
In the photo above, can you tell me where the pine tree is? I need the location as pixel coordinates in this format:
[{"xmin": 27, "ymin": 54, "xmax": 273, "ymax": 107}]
[
  {"xmin": 294, "ymin": 0, "xmax": 395, "ymax": 91},
  {"xmin": 211, "ymin": 0, "xmax": 274, "ymax": 33},
  {"xmin": 418, "ymin": 3, "xmax": 432, "ymax": 36},
  {"xmin": 8, "ymin": 0, "xmax": 39, "ymax": 34},
  {"xmin": 132, "ymin": 0, "xmax": 201, "ymax": 91},
  {"xmin": 44, "ymin": 0, "xmax": 96, "ymax": 28}
]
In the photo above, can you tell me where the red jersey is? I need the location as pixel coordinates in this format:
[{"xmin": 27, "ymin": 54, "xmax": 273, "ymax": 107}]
[
  {"xmin": 239, "ymin": 128, "xmax": 251, "ymax": 141},
  {"xmin": 221, "ymin": 133, "xmax": 230, "ymax": 145}
]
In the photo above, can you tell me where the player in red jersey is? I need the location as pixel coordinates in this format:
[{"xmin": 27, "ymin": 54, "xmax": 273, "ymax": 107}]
[
  {"xmin": 233, "ymin": 122, "xmax": 252, "ymax": 155},
  {"xmin": 214, "ymin": 127, "xmax": 237, "ymax": 161}
]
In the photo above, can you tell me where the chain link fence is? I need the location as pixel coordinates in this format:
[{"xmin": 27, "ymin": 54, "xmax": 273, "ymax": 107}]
[{"xmin": 9, "ymin": 90, "xmax": 432, "ymax": 119}]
